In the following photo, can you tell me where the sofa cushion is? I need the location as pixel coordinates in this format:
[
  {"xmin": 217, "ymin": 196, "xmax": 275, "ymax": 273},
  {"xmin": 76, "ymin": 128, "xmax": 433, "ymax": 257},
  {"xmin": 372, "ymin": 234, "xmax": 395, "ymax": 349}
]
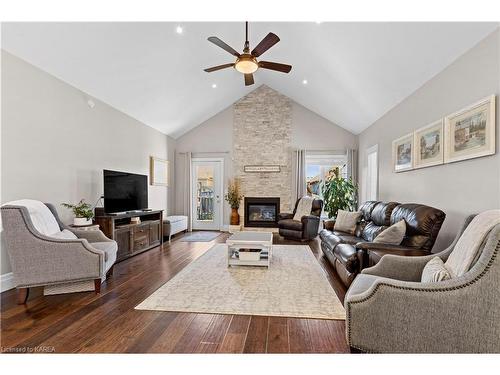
[
  {"xmin": 345, "ymin": 274, "xmax": 387, "ymax": 299},
  {"xmin": 374, "ymin": 220, "xmax": 406, "ymax": 245},
  {"xmin": 371, "ymin": 202, "xmax": 399, "ymax": 226},
  {"xmin": 334, "ymin": 210, "xmax": 361, "ymax": 234},
  {"xmin": 165, "ymin": 215, "xmax": 187, "ymax": 224},
  {"xmin": 359, "ymin": 201, "xmax": 379, "ymax": 222},
  {"xmin": 361, "ymin": 222, "xmax": 387, "ymax": 242},
  {"xmin": 3, "ymin": 199, "xmax": 61, "ymax": 236},
  {"xmin": 92, "ymin": 241, "xmax": 118, "ymax": 262},
  {"xmin": 278, "ymin": 219, "xmax": 302, "ymax": 231},
  {"xmin": 390, "ymin": 204, "xmax": 445, "ymax": 251},
  {"xmin": 421, "ymin": 256, "xmax": 451, "ymax": 282}
]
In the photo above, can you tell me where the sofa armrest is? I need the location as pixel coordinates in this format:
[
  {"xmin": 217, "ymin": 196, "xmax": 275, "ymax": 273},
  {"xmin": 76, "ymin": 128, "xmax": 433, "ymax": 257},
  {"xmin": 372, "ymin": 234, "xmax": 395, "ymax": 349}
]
[
  {"xmin": 278, "ymin": 212, "xmax": 294, "ymax": 221},
  {"xmin": 345, "ymin": 265, "xmax": 491, "ymax": 352},
  {"xmin": 301, "ymin": 215, "xmax": 320, "ymax": 239},
  {"xmin": 71, "ymin": 229, "xmax": 112, "ymax": 243},
  {"xmin": 355, "ymin": 242, "xmax": 428, "ymax": 256},
  {"xmin": 360, "ymin": 253, "xmax": 441, "ymax": 281}
]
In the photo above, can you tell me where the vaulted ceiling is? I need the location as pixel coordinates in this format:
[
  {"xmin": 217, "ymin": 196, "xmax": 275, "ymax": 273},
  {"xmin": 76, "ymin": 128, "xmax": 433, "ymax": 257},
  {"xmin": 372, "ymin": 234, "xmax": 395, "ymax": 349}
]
[{"xmin": 2, "ymin": 22, "xmax": 497, "ymax": 138}]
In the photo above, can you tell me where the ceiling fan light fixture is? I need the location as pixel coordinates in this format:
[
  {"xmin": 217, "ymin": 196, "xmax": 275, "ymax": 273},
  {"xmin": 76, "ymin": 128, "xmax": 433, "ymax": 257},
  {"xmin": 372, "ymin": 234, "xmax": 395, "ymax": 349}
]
[{"xmin": 234, "ymin": 55, "xmax": 258, "ymax": 74}]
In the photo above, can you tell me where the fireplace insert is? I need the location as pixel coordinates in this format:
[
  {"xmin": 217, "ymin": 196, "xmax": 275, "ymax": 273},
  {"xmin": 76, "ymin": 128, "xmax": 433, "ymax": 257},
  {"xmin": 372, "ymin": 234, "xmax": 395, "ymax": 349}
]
[{"xmin": 244, "ymin": 197, "xmax": 280, "ymax": 228}]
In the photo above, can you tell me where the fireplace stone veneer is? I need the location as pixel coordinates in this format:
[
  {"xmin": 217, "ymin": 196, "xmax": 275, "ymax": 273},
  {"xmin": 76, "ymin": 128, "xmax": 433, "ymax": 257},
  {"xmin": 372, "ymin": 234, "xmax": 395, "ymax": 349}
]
[{"xmin": 244, "ymin": 197, "xmax": 280, "ymax": 228}]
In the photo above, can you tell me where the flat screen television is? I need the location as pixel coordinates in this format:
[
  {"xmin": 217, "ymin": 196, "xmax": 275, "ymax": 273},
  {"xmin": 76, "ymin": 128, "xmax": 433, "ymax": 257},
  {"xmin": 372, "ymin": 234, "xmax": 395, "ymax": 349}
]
[{"xmin": 103, "ymin": 170, "xmax": 148, "ymax": 213}]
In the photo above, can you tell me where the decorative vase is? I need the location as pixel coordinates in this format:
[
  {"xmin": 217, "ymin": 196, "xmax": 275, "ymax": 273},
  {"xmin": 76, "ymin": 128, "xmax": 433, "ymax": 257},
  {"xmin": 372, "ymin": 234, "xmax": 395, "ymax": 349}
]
[
  {"xmin": 73, "ymin": 217, "xmax": 92, "ymax": 226},
  {"xmin": 230, "ymin": 208, "xmax": 240, "ymax": 225}
]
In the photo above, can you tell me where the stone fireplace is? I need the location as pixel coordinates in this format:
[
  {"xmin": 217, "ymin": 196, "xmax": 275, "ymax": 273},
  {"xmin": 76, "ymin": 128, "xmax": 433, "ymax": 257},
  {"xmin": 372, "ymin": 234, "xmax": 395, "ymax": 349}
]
[
  {"xmin": 244, "ymin": 197, "xmax": 280, "ymax": 228},
  {"xmin": 233, "ymin": 86, "xmax": 293, "ymax": 216}
]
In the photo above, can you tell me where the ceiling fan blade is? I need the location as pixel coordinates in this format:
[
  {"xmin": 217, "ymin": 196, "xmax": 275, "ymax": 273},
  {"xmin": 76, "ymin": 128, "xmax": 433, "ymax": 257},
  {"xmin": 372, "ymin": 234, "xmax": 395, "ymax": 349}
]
[
  {"xmin": 207, "ymin": 37, "xmax": 240, "ymax": 57},
  {"xmin": 258, "ymin": 61, "xmax": 292, "ymax": 73},
  {"xmin": 251, "ymin": 32, "xmax": 280, "ymax": 57},
  {"xmin": 244, "ymin": 73, "xmax": 255, "ymax": 86},
  {"xmin": 204, "ymin": 63, "xmax": 234, "ymax": 72}
]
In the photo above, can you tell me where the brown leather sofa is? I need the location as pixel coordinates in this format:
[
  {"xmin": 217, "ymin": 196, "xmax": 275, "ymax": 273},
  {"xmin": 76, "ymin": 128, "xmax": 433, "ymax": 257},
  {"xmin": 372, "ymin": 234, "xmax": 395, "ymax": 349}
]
[
  {"xmin": 319, "ymin": 201, "xmax": 446, "ymax": 287},
  {"xmin": 278, "ymin": 198, "xmax": 323, "ymax": 241}
]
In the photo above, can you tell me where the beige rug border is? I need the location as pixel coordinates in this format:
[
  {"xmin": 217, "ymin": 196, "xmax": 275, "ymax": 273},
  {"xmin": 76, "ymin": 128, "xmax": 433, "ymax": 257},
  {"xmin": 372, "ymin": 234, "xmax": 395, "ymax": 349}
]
[{"xmin": 135, "ymin": 244, "xmax": 346, "ymax": 320}]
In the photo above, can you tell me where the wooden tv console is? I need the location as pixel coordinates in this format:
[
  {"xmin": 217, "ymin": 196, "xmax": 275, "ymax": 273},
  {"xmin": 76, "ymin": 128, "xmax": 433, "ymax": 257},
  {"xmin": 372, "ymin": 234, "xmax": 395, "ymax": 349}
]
[{"xmin": 94, "ymin": 208, "xmax": 163, "ymax": 262}]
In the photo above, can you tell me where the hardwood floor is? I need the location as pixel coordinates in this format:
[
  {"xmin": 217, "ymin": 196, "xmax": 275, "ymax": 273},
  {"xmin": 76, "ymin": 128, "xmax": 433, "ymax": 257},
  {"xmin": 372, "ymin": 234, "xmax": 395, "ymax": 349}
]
[{"xmin": 0, "ymin": 232, "xmax": 349, "ymax": 353}]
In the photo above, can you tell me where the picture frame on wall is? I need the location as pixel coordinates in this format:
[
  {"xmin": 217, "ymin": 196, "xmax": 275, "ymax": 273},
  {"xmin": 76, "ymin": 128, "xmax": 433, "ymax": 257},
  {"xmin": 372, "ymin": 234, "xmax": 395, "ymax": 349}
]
[
  {"xmin": 413, "ymin": 119, "xmax": 444, "ymax": 169},
  {"xmin": 150, "ymin": 156, "xmax": 169, "ymax": 186},
  {"xmin": 444, "ymin": 95, "xmax": 496, "ymax": 164},
  {"xmin": 392, "ymin": 133, "xmax": 414, "ymax": 172}
]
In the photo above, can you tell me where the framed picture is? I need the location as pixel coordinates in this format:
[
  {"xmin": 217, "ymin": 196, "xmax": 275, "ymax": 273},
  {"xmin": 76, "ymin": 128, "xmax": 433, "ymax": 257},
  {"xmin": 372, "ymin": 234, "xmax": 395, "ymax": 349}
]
[
  {"xmin": 413, "ymin": 120, "xmax": 444, "ymax": 169},
  {"xmin": 392, "ymin": 133, "xmax": 413, "ymax": 172},
  {"xmin": 150, "ymin": 156, "xmax": 168, "ymax": 186},
  {"xmin": 444, "ymin": 95, "xmax": 496, "ymax": 163}
]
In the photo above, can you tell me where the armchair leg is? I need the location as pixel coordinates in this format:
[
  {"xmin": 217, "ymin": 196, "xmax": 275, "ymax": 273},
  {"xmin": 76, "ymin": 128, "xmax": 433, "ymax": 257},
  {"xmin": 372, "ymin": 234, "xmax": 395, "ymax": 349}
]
[
  {"xmin": 16, "ymin": 287, "xmax": 29, "ymax": 304},
  {"xmin": 94, "ymin": 279, "xmax": 101, "ymax": 294},
  {"xmin": 106, "ymin": 265, "xmax": 114, "ymax": 278}
]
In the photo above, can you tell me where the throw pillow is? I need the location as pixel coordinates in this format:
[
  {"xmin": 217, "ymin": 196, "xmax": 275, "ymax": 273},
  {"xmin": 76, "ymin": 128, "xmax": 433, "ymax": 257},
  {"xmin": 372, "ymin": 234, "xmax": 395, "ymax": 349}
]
[
  {"xmin": 373, "ymin": 220, "xmax": 406, "ymax": 245},
  {"xmin": 421, "ymin": 256, "xmax": 451, "ymax": 282},
  {"xmin": 334, "ymin": 210, "xmax": 362, "ymax": 235}
]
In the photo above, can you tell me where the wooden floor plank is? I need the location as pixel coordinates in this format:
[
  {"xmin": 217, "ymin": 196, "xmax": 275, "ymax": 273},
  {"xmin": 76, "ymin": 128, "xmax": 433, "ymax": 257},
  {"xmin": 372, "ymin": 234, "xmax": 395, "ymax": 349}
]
[
  {"xmin": 171, "ymin": 313, "xmax": 215, "ymax": 353},
  {"xmin": 195, "ymin": 314, "xmax": 233, "ymax": 353},
  {"xmin": 216, "ymin": 315, "xmax": 251, "ymax": 353},
  {"xmin": 288, "ymin": 318, "xmax": 313, "ymax": 353},
  {"xmin": 243, "ymin": 316, "xmax": 269, "ymax": 353},
  {"xmin": 0, "ymin": 233, "xmax": 348, "ymax": 354},
  {"xmin": 267, "ymin": 317, "xmax": 289, "ymax": 353}
]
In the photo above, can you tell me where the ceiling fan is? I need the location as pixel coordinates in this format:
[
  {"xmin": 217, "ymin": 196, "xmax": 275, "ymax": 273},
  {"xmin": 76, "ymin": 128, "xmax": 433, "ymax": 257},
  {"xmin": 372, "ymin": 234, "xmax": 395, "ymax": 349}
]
[{"xmin": 204, "ymin": 22, "xmax": 292, "ymax": 86}]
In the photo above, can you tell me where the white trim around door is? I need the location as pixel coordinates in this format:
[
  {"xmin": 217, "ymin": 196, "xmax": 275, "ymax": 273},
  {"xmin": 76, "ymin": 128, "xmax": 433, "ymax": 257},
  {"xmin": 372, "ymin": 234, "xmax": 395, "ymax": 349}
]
[{"xmin": 191, "ymin": 157, "xmax": 224, "ymax": 231}]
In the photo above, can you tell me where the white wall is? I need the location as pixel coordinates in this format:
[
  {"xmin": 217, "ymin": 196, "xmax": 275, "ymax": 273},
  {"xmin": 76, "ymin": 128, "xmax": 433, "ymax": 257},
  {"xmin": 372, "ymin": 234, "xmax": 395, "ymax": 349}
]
[
  {"xmin": 174, "ymin": 87, "xmax": 358, "ymax": 225},
  {"xmin": 1, "ymin": 51, "xmax": 175, "ymax": 275},
  {"xmin": 358, "ymin": 29, "xmax": 500, "ymax": 251}
]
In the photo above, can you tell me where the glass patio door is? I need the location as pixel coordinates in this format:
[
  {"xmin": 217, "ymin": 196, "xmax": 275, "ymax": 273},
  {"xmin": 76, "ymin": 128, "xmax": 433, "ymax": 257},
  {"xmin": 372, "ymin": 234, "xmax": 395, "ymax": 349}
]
[{"xmin": 191, "ymin": 158, "xmax": 223, "ymax": 230}]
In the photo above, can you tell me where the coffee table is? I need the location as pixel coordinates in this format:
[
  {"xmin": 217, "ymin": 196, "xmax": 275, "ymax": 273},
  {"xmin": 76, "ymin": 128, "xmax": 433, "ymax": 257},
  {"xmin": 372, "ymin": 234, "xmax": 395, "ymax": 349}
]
[{"xmin": 226, "ymin": 231, "xmax": 273, "ymax": 268}]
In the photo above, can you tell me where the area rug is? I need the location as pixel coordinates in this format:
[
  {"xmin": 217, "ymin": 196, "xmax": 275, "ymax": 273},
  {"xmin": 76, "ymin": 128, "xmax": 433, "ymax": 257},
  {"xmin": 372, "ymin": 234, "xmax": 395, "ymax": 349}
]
[
  {"xmin": 135, "ymin": 244, "xmax": 345, "ymax": 320},
  {"xmin": 180, "ymin": 231, "xmax": 222, "ymax": 242}
]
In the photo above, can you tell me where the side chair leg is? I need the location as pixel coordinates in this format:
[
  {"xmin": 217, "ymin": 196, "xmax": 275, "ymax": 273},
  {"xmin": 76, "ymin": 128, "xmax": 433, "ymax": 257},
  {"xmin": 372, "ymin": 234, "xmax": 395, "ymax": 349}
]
[
  {"xmin": 94, "ymin": 279, "xmax": 101, "ymax": 294},
  {"xmin": 16, "ymin": 287, "xmax": 29, "ymax": 305}
]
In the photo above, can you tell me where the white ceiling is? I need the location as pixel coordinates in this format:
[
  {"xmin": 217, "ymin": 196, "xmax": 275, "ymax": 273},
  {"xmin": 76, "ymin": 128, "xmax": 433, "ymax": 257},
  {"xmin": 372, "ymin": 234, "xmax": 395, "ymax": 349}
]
[{"xmin": 2, "ymin": 22, "xmax": 498, "ymax": 138}]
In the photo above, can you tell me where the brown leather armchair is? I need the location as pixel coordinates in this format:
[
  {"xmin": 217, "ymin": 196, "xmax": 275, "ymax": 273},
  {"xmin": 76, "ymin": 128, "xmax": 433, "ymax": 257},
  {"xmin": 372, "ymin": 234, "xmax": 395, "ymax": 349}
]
[
  {"xmin": 320, "ymin": 201, "xmax": 446, "ymax": 287},
  {"xmin": 278, "ymin": 198, "xmax": 323, "ymax": 241}
]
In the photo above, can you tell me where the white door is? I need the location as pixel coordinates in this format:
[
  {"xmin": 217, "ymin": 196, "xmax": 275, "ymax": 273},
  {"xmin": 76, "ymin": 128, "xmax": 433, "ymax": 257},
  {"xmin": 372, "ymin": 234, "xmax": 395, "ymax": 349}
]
[
  {"xmin": 364, "ymin": 144, "xmax": 379, "ymax": 202},
  {"xmin": 191, "ymin": 158, "xmax": 223, "ymax": 230}
]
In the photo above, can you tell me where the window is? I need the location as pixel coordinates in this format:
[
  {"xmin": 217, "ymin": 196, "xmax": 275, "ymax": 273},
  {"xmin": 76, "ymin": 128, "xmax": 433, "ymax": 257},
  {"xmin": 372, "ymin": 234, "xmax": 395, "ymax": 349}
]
[
  {"xmin": 305, "ymin": 153, "xmax": 348, "ymax": 216},
  {"xmin": 365, "ymin": 145, "xmax": 379, "ymax": 201}
]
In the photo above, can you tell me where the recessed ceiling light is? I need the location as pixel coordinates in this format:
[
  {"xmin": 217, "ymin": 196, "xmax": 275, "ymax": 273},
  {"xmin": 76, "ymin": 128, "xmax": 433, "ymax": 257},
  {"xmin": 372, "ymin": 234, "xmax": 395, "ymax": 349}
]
[
  {"xmin": 176, "ymin": 26, "xmax": 183, "ymax": 34},
  {"xmin": 315, "ymin": 21, "xmax": 322, "ymax": 24},
  {"xmin": 212, "ymin": 83, "xmax": 217, "ymax": 88},
  {"xmin": 302, "ymin": 79, "xmax": 308, "ymax": 85}
]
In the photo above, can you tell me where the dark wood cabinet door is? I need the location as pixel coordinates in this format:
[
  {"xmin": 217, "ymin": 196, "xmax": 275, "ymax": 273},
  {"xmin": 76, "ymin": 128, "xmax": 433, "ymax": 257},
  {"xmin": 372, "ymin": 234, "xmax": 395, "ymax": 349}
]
[
  {"xmin": 149, "ymin": 221, "xmax": 161, "ymax": 246},
  {"xmin": 115, "ymin": 229, "xmax": 132, "ymax": 261}
]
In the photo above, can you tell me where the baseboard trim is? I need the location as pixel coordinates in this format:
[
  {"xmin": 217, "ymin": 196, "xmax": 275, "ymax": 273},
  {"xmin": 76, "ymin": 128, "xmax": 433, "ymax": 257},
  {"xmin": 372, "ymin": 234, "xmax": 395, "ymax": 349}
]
[{"xmin": 1, "ymin": 272, "xmax": 15, "ymax": 292}]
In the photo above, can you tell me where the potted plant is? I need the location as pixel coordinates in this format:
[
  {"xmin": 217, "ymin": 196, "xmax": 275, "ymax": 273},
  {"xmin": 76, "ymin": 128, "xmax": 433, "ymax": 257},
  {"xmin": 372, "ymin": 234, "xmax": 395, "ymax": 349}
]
[
  {"xmin": 321, "ymin": 169, "xmax": 358, "ymax": 219},
  {"xmin": 62, "ymin": 199, "xmax": 94, "ymax": 226},
  {"xmin": 224, "ymin": 178, "xmax": 244, "ymax": 225}
]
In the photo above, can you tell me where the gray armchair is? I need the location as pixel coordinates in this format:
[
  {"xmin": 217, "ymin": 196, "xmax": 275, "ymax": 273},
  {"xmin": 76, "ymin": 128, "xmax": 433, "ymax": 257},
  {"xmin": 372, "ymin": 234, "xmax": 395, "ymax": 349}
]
[
  {"xmin": 1, "ymin": 201, "xmax": 117, "ymax": 304},
  {"xmin": 345, "ymin": 215, "xmax": 500, "ymax": 353}
]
